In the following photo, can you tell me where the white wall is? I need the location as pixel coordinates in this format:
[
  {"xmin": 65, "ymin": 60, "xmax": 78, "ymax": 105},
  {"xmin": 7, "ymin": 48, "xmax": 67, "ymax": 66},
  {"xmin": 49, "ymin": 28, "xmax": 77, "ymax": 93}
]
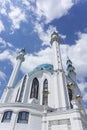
[{"xmin": 0, "ymin": 104, "xmax": 43, "ymax": 130}]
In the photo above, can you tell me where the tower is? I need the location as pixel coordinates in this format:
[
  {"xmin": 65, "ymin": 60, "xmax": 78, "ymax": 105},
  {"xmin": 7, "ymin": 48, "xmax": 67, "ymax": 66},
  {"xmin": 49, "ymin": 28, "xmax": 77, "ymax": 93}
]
[
  {"xmin": 1, "ymin": 49, "xmax": 25, "ymax": 103},
  {"xmin": 7, "ymin": 48, "xmax": 25, "ymax": 88},
  {"xmin": 50, "ymin": 32, "xmax": 70, "ymax": 109},
  {"xmin": 66, "ymin": 57, "xmax": 85, "ymax": 114},
  {"xmin": 66, "ymin": 57, "xmax": 76, "ymax": 82}
]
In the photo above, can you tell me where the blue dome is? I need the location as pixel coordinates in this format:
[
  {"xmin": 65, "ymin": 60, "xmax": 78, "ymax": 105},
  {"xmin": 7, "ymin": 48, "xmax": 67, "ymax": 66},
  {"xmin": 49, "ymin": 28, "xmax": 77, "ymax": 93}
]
[{"xmin": 28, "ymin": 64, "xmax": 53, "ymax": 76}]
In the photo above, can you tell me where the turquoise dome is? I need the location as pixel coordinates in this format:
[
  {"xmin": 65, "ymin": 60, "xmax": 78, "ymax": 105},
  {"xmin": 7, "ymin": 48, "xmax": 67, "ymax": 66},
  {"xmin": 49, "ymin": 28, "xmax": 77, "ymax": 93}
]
[{"xmin": 28, "ymin": 64, "xmax": 53, "ymax": 76}]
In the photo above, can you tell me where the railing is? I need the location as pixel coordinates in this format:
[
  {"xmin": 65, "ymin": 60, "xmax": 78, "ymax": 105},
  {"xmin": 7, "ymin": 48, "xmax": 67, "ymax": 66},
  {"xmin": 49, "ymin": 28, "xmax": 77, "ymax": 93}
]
[{"xmin": 46, "ymin": 106, "xmax": 79, "ymax": 113}]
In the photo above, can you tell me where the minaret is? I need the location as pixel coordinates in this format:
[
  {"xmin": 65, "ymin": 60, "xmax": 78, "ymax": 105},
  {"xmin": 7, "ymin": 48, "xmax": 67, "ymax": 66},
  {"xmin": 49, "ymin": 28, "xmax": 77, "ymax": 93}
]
[
  {"xmin": 50, "ymin": 32, "xmax": 63, "ymax": 71},
  {"xmin": 7, "ymin": 48, "xmax": 25, "ymax": 88},
  {"xmin": 1, "ymin": 49, "xmax": 25, "ymax": 103},
  {"xmin": 66, "ymin": 58, "xmax": 85, "ymax": 113},
  {"xmin": 50, "ymin": 32, "xmax": 70, "ymax": 109},
  {"xmin": 66, "ymin": 57, "xmax": 76, "ymax": 82}
]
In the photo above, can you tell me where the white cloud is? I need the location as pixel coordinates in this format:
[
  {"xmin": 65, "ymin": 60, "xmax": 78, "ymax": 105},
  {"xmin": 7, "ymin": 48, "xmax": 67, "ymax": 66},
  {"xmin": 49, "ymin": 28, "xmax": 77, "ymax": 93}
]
[
  {"xmin": 21, "ymin": 47, "xmax": 52, "ymax": 73},
  {"xmin": 0, "ymin": 20, "xmax": 5, "ymax": 32},
  {"xmin": 8, "ymin": 6, "xmax": 26, "ymax": 30},
  {"xmin": 0, "ymin": 0, "xmax": 27, "ymax": 31},
  {"xmin": 34, "ymin": 22, "xmax": 66, "ymax": 45},
  {"xmin": 0, "ymin": 8, "xmax": 7, "ymax": 15},
  {"xmin": 0, "ymin": 47, "xmax": 51, "ymax": 76},
  {"xmin": 0, "ymin": 50, "xmax": 12, "ymax": 61},
  {"xmin": 59, "ymin": 34, "xmax": 66, "ymax": 39},
  {"xmin": 0, "ymin": 71, "xmax": 6, "ymax": 81},
  {"xmin": 0, "ymin": 50, "xmax": 10, "ymax": 60},
  {"xmin": 0, "ymin": 0, "xmax": 81, "ymax": 33},
  {"xmin": 34, "ymin": 0, "xmax": 82, "ymax": 23},
  {"xmin": 0, "ymin": 37, "xmax": 13, "ymax": 48},
  {"xmin": 78, "ymin": 82, "xmax": 87, "ymax": 110},
  {"xmin": 0, "ymin": 50, "xmax": 17, "ymax": 69},
  {"xmin": 0, "ymin": 0, "xmax": 11, "ymax": 15},
  {"xmin": 21, "ymin": 0, "xmax": 35, "ymax": 11},
  {"xmin": 78, "ymin": 82, "xmax": 87, "ymax": 96},
  {"xmin": 22, "ymin": 0, "xmax": 30, "ymax": 7},
  {"xmin": 35, "ymin": 0, "xmax": 76, "ymax": 23},
  {"xmin": 34, "ymin": 22, "xmax": 57, "ymax": 45},
  {"xmin": 66, "ymin": 32, "xmax": 87, "ymax": 81}
]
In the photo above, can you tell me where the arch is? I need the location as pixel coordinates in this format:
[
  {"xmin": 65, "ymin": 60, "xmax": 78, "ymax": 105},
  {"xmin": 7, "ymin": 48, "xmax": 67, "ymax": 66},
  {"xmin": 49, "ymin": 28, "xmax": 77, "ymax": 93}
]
[
  {"xmin": 30, "ymin": 78, "xmax": 39, "ymax": 99},
  {"xmin": 15, "ymin": 88, "xmax": 20, "ymax": 102},
  {"xmin": 17, "ymin": 111, "xmax": 29, "ymax": 123},
  {"xmin": 42, "ymin": 79, "xmax": 48, "ymax": 105},
  {"xmin": 18, "ymin": 75, "xmax": 27, "ymax": 102},
  {"xmin": 1, "ymin": 111, "xmax": 13, "ymax": 122}
]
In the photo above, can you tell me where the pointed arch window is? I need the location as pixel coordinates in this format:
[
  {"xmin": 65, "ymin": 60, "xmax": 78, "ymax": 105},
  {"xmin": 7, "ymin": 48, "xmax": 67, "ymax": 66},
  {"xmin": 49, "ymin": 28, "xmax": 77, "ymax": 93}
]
[
  {"xmin": 18, "ymin": 75, "xmax": 27, "ymax": 102},
  {"xmin": 42, "ymin": 79, "xmax": 48, "ymax": 105},
  {"xmin": 30, "ymin": 78, "xmax": 39, "ymax": 99},
  {"xmin": 15, "ymin": 88, "xmax": 20, "ymax": 102}
]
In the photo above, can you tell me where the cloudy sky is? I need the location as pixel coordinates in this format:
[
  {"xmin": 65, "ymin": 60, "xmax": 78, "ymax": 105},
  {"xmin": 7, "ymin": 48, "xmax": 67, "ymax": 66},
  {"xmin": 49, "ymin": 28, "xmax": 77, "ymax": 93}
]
[{"xmin": 0, "ymin": 0, "xmax": 87, "ymax": 110}]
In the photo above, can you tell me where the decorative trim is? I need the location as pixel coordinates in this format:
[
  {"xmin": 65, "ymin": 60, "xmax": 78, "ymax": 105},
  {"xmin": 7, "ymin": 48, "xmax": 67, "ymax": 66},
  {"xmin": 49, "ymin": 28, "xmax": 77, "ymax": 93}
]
[
  {"xmin": 73, "ymin": 117, "xmax": 81, "ymax": 120},
  {"xmin": 48, "ymin": 119, "xmax": 71, "ymax": 130}
]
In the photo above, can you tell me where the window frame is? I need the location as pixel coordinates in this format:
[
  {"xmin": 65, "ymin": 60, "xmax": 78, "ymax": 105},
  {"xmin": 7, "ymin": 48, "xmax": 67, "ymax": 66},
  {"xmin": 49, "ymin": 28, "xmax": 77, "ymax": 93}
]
[
  {"xmin": 1, "ymin": 111, "xmax": 13, "ymax": 123},
  {"xmin": 17, "ymin": 111, "xmax": 29, "ymax": 124},
  {"xmin": 42, "ymin": 79, "xmax": 48, "ymax": 105},
  {"xmin": 18, "ymin": 75, "xmax": 27, "ymax": 102},
  {"xmin": 30, "ymin": 78, "xmax": 39, "ymax": 99}
]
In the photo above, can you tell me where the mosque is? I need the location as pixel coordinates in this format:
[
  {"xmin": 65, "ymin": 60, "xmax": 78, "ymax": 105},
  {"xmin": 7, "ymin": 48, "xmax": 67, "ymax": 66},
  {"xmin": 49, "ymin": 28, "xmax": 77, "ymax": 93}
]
[{"xmin": 0, "ymin": 32, "xmax": 87, "ymax": 130}]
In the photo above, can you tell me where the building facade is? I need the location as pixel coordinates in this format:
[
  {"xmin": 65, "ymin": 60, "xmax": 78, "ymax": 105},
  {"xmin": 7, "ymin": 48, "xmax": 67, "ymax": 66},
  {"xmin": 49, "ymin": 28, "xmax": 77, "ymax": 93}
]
[{"xmin": 0, "ymin": 32, "xmax": 87, "ymax": 130}]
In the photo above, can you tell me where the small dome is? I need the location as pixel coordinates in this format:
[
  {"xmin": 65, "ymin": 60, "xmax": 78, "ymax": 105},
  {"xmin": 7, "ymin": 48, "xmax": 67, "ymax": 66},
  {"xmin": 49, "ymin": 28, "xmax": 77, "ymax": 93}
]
[
  {"xmin": 51, "ymin": 32, "xmax": 58, "ymax": 37},
  {"xmin": 20, "ymin": 48, "xmax": 25, "ymax": 54}
]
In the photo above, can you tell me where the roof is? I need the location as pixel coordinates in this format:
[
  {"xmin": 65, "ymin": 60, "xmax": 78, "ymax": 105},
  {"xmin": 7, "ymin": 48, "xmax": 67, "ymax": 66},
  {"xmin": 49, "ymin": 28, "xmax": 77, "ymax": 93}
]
[{"xmin": 28, "ymin": 64, "xmax": 53, "ymax": 76}]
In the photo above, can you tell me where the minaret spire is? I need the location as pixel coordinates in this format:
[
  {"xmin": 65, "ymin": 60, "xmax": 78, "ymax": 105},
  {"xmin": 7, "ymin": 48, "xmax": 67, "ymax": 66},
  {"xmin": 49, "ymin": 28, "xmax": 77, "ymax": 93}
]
[
  {"xmin": 66, "ymin": 57, "xmax": 76, "ymax": 82},
  {"xmin": 50, "ymin": 32, "xmax": 70, "ymax": 109},
  {"xmin": 7, "ymin": 48, "xmax": 25, "ymax": 88},
  {"xmin": 50, "ymin": 32, "xmax": 63, "ymax": 71}
]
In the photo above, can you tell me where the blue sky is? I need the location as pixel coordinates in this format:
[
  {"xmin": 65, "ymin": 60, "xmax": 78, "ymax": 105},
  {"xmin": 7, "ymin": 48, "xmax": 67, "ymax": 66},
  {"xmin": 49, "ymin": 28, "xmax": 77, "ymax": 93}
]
[{"xmin": 0, "ymin": 0, "xmax": 87, "ymax": 110}]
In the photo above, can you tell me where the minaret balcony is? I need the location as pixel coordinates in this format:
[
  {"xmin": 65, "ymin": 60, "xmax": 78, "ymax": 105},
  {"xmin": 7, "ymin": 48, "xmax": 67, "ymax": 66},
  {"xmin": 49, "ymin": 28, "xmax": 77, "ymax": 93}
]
[
  {"xmin": 50, "ymin": 32, "xmax": 60, "ymax": 45},
  {"xmin": 67, "ymin": 82, "xmax": 75, "ymax": 89}
]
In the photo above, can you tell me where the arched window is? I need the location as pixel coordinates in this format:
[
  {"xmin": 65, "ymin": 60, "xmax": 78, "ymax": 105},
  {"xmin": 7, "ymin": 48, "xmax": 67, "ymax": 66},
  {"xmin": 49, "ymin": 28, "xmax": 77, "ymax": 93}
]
[
  {"xmin": 42, "ymin": 79, "xmax": 48, "ymax": 105},
  {"xmin": 17, "ymin": 111, "xmax": 29, "ymax": 123},
  {"xmin": 18, "ymin": 75, "xmax": 27, "ymax": 102},
  {"xmin": 1, "ymin": 111, "xmax": 12, "ymax": 122},
  {"xmin": 30, "ymin": 78, "xmax": 39, "ymax": 99},
  {"xmin": 15, "ymin": 88, "xmax": 20, "ymax": 102}
]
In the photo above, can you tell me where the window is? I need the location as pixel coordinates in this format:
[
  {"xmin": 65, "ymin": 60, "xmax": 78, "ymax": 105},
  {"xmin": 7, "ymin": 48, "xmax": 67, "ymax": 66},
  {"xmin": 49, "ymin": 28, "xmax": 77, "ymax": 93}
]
[
  {"xmin": 68, "ymin": 88, "xmax": 73, "ymax": 108},
  {"xmin": 42, "ymin": 79, "xmax": 48, "ymax": 105},
  {"xmin": 30, "ymin": 78, "xmax": 39, "ymax": 99},
  {"xmin": 18, "ymin": 75, "xmax": 27, "ymax": 102},
  {"xmin": 1, "ymin": 111, "xmax": 12, "ymax": 122},
  {"xmin": 17, "ymin": 111, "xmax": 29, "ymax": 123},
  {"xmin": 15, "ymin": 88, "xmax": 20, "ymax": 102}
]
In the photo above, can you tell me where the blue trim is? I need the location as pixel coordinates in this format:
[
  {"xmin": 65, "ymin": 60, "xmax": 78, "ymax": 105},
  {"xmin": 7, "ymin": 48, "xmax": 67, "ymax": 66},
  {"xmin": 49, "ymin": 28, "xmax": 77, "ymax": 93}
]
[{"xmin": 28, "ymin": 64, "xmax": 53, "ymax": 76}]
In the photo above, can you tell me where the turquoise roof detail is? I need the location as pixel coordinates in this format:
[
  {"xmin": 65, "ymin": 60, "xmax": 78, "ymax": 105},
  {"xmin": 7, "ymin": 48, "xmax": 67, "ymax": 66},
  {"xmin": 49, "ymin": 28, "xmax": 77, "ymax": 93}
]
[{"xmin": 28, "ymin": 64, "xmax": 53, "ymax": 76}]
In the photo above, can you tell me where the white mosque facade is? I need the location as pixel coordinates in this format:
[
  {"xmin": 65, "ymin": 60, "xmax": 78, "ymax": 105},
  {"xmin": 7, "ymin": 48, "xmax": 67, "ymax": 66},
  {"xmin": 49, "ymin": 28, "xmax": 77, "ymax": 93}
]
[{"xmin": 0, "ymin": 32, "xmax": 87, "ymax": 130}]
